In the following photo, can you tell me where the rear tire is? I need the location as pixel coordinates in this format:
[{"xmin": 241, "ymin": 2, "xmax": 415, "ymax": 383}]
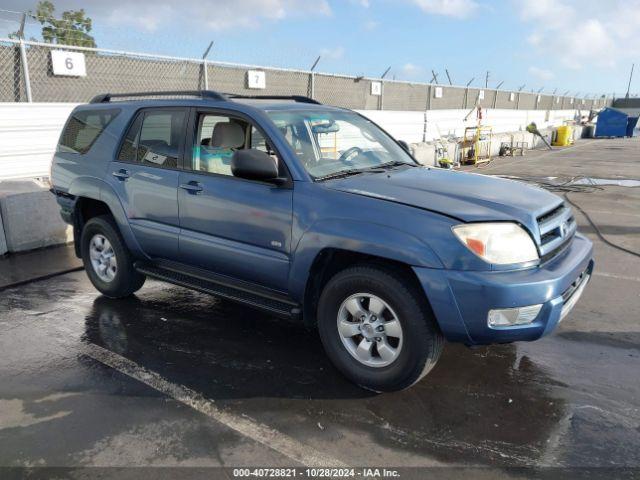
[
  {"xmin": 81, "ymin": 215, "xmax": 146, "ymax": 298},
  {"xmin": 317, "ymin": 265, "xmax": 444, "ymax": 392}
]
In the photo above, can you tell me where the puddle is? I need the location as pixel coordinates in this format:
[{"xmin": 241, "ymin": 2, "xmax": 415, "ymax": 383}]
[
  {"xmin": 498, "ymin": 175, "xmax": 640, "ymax": 188},
  {"xmin": 568, "ymin": 178, "xmax": 640, "ymax": 187}
]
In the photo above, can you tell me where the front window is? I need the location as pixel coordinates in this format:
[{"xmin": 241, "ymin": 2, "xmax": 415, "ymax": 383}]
[{"xmin": 266, "ymin": 110, "xmax": 415, "ymax": 179}]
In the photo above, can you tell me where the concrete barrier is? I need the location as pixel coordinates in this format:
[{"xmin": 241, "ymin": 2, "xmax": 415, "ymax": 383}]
[
  {"xmin": 0, "ymin": 180, "xmax": 72, "ymax": 253},
  {"xmin": 410, "ymin": 128, "xmax": 557, "ymax": 166},
  {"xmin": 0, "ymin": 210, "xmax": 7, "ymax": 255}
]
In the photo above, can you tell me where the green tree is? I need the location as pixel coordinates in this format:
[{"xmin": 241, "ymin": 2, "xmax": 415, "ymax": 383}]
[{"xmin": 33, "ymin": 1, "xmax": 96, "ymax": 47}]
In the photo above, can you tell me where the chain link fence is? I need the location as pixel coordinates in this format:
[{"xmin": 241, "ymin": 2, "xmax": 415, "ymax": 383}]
[{"xmin": 0, "ymin": 37, "xmax": 607, "ymax": 111}]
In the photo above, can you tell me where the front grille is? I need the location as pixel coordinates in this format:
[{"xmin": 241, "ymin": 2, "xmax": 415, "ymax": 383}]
[{"xmin": 536, "ymin": 203, "xmax": 576, "ymax": 262}]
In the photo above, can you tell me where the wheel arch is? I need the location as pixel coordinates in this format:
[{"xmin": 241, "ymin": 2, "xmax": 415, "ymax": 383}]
[
  {"xmin": 300, "ymin": 247, "xmax": 434, "ymax": 329},
  {"xmin": 68, "ymin": 178, "xmax": 144, "ymax": 259}
]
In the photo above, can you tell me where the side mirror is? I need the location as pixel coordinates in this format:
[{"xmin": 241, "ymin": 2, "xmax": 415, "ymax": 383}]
[
  {"xmin": 231, "ymin": 149, "xmax": 279, "ymax": 182},
  {"xmin": 397, "ymin": 140, "xmax": 411, "ymax": 153}
]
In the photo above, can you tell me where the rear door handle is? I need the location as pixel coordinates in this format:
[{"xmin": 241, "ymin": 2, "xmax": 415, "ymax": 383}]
[
  {"xmin": 112, "ymin": 169, "xmax": 130, "ymax": 180},
  {"xmin": 180, "ymin": 181, "xmax": 203, "ymax": 194}
]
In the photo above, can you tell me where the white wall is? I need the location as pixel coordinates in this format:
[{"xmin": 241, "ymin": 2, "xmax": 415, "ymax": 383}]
[
  {"xmin": 0, "ymin": 103, "xmax": 77, "ymax": 180},
  {"xmin": 358, "ymin": 109, "xmax": 587, "ymax": 143},
  {"xmin": 0, "ymin": 103, "xmax": 588, "ymax": 179}
]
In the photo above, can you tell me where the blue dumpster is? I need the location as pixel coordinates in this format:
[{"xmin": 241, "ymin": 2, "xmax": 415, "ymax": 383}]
[{"xmin": 595, "ymin": 107, "xmax": 634, "ymax": 138}]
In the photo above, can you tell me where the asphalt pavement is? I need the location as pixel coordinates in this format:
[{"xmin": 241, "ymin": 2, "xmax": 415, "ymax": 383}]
[{"xmin": 0, "ymin": 137, "xmax": 638, "ymax": 479}]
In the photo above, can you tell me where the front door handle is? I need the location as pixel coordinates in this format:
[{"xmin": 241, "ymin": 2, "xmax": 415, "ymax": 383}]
[
  {"xmin": 112, "ymin": 169, "xmax": 130, "ymax": 180},
  {"xmin": 180, "ymin": 181, "xmax": 203, "ymax": 194}
]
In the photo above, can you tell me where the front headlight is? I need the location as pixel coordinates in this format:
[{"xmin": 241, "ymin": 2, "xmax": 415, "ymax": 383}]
[{"xmin": 452, "ymin": 222, "xmax": 539, "ymax": 265}]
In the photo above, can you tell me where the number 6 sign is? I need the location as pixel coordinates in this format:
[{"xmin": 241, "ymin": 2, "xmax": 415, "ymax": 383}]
[{"xmin": 51, "ymin": 50, "xmax": 87, "ymax": 77}]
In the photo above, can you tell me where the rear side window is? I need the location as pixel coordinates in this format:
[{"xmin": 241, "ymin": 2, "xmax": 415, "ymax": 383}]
[
  {"xmin": 117, "ymin": 109, "xmax": 186, "ymax": 169},
  {"xmin": 58, "ymin": 109, "xmax": 120, "ymax": 154}
]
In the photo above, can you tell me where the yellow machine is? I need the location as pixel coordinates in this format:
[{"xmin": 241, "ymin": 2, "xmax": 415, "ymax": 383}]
[
  {"xmin": 460, "ymin": 125, "xmax": 493, "ymax": 165},
  {"xmin": 459, "ymin": 105, "xmax": 493, "ymax": 166}
]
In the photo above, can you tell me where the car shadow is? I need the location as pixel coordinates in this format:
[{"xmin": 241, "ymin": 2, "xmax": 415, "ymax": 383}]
[{"xmin": 82, "ymin": 286, "xmax": 569, "ymax": 466}]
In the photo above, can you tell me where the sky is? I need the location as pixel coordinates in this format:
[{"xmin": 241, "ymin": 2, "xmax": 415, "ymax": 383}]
[{"xmin": 0, "ymin": 0, "xmax": 638, "ymax": 97}]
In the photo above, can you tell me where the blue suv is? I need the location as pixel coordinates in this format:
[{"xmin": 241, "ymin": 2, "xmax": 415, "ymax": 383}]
[{"xmin": 51, "ymin": 91, "xmax": 594, "ymax": 391}]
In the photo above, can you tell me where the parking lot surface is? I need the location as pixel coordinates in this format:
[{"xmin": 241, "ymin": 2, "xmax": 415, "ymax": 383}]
[{"xmin": 0, "ymin": 138, "xmax": 639, "ymax": 477}]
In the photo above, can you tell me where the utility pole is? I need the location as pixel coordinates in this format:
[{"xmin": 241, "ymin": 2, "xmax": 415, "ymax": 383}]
[{"xmin": 625, "ymin": 63, "xmax": 634, "ymax": 99}]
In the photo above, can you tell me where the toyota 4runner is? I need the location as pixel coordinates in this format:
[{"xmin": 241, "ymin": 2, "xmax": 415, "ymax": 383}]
[{"xmin": 51, "ymin": 90, "xmax": 594, "ymax": 391}]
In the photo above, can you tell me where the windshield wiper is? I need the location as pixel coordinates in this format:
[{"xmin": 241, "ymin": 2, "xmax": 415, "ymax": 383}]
[
  {"xmin": 314, "ymin": 161, "xmax": 418, "ymax": 182},
  {"xmin": 378, "ymin": 160, "xmax": 419, "ymax": 169},
  {"xmin": 314, "ymin": 168, "xmax": 378, "ymax": 182}
]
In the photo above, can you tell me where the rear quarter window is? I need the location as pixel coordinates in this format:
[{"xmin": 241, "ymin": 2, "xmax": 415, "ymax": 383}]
[{"xmin": 58, "ymin": 108, "xmax": 120, "ymax": 154}]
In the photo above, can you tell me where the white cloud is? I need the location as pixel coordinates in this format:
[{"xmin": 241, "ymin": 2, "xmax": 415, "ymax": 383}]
[
  {"xmin": 320, "ymin": 46, "xmax": 345, "ymax": 60},
  {"xmin": 25, "ymin": 0, "xmax": 332, "ymax": 32},
  {"xmin": 402, "ymin": 63, "xmax": 421, "ymax": 73},
  {"xmin": 516, "ymin": 0, "xmax": 640, "ymax": 70},
  {"xmin": 363, "ymin": 20, "xmax": 379, "ymax": 30},
  {"xmin": 399, "ymin": 62, "xmax": 426, "ymax": 80},
  {"xmin": 528, "ymin": 66, "xmax": 555, "ymax": 81},
  {"xmin": 409, "ymin": 0, "xmax": 479, "ymax": 18}
]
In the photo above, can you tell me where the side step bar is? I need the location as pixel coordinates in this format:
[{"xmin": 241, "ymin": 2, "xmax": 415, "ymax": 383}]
[{"xmin": 134, "ymin": 263, "xmax": 301, "ymax": 319}]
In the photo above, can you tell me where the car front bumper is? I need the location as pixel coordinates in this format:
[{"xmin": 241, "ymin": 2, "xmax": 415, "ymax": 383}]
[{"xmin": 414, "ymin": 233, "xmax": 594, "ymax": 345}]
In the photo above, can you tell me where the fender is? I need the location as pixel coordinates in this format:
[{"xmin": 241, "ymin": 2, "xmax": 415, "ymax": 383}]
[
  {"xmin": 288, "ymin": 218, "xmax": 444, "ymax": 301},
  {"xmin": 68, "ymin": 176, "xmax": 146, "ymax": 259}
]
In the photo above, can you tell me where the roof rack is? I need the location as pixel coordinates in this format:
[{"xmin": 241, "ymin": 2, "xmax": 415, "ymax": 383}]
[
  {"xmin": 225, "ymin": 94, "xmax": 321, "ymax": 105},
  {"xmin": 89, "ymin": 90, "xmax": 228, "ymax": 103},
  {"xmin": 89, "ymin": 90, "xmax": 323, "ymax": 105}
]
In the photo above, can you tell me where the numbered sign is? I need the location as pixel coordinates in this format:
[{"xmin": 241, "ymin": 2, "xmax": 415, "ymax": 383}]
[
  {"xmin": 509, "ymin": 92, "xmax": 516, "ymax": 102},
  {"xmin": 51, "ymin": 50, "xmax": 86, "ymax": 77},
  {"xmin": 478, "ymin": 90, "xmax": 485, "ymax": 100},
  {"xmin": 434, "ymin": 87, "xmax": 443, "ymax": 98},
  {"xmin": 370, "ymin": 81, "xmax": 382, "ymax": 96},
  {"xmin": 247, "ymin": 70, "xmax": 266, "ymax": 89}
]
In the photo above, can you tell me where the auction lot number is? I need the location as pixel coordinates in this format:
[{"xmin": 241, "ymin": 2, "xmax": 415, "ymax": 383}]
[{"xmin": 233, "ymin": 468, "xmax": 400, "ymax": 478}]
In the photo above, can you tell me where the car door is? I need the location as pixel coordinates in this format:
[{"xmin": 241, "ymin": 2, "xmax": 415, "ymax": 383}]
[
  {"xmin": 109, "ymin": 108, "xmax": 187, "ymax": 259},
  {"xmin": 177, "ymin": 109, "xmax": 293, "ymax": 291}
]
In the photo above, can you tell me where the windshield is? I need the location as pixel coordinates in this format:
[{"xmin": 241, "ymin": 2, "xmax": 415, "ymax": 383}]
[{"xmin": 266, "ymin": 110, "xmax": 416, "ymax": 179}]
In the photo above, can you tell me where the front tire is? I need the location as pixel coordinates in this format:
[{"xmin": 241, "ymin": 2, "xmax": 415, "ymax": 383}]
[
  {"xmin": 81, "ymin": 215, "xmax": 146, "ymax": 298},
  {"xmin": 317, "ymin": 265, "xmax": 444, "ymax": 392}
]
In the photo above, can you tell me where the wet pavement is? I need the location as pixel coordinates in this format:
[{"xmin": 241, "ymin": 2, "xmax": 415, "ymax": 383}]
[
  {"xmin": 0, "ymin": 138, "xmax": 639, "ymax": 477},
  {"xmin": 0, "ymin": 244, "xmax": 82, "ymax": 290}
]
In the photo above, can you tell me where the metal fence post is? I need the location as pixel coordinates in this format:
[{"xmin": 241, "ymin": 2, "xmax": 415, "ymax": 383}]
[
  {"xmin": 310, "ymin": 71, "xmax": 315, "ymax": 99},
  {"xmin": 379, "ymin": 80, "xmax": 384, "ymax": 110},
  {"xmin": 18, "ymin": 39, "xmax": 32, "ymax": 102},
  {"xmin": 15, "ymin": 13, "xmax": 32, "ymax": 102},
  {"xmin": 202, "ymin": 59, "xmax": 208, "ymax": 90}
]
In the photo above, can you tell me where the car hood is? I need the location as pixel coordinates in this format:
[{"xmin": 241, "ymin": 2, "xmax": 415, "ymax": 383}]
[{"xmin": 324, "ymin": 166, "xmax": 562, "ymax": 228}]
